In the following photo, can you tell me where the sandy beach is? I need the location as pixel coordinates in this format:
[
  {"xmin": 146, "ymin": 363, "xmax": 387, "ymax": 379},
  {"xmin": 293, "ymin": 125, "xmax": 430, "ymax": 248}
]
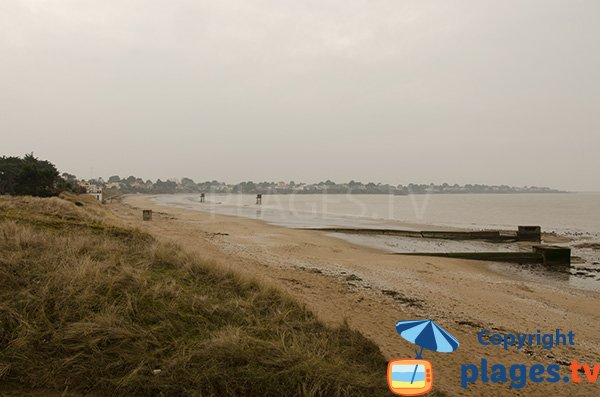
[{"xmin": 113, "ymin": 195, "xmax": 600, "ymax": 396}]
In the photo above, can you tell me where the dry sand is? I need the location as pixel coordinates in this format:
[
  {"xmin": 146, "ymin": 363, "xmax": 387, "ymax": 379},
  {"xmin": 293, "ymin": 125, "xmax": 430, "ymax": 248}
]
[{"xmin": 111, "ymin": 195, "xmax": 600, "ymax": 396}]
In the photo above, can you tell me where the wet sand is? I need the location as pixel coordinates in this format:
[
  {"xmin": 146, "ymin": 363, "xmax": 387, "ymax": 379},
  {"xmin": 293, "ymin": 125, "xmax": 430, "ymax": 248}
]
[{"xmin": 112, "ymin": 195, "xmax": 600, "ymax": 396}]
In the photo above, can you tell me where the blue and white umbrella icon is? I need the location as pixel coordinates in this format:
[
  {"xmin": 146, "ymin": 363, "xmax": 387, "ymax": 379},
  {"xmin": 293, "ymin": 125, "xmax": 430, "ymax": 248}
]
[
  {"xmin": 395, "ymin": 319, "xmax": 459, "ymax": 385},
  {"xmin": 395, "ymin": 319, "xmax": 459, "ymax": 358}
]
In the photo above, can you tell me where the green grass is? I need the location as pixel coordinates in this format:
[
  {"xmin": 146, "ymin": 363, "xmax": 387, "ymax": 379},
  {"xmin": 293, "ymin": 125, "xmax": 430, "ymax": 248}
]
[{"xmin": 0, "ymin": 195, "xmax": 390, "ymax": 396}]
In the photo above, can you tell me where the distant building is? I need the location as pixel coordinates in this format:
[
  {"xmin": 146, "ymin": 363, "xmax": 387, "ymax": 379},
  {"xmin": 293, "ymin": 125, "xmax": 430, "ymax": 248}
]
[{"xmin": 80, "ymin": 182, "xmax": 103, "ymax": 201}]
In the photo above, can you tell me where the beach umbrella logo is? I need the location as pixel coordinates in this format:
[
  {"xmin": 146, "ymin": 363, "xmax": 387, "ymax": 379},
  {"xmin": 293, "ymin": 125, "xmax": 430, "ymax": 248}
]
[{"xmin": 387, "ymin": 319, "xmax": 459, "ymax": 396}]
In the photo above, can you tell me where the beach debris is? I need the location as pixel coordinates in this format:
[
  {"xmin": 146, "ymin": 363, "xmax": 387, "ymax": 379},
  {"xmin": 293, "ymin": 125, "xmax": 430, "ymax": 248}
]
[
  {"xmin": 456, "ymin": 320, "xmax": 483, "ymax": 329},
  {"xmin": 575, "ymin": 242, "xmax": 600, "ymax": 250},
  {"xmin": 381, "ymin": 290, "xmax": 424, "ymax": 308},
  {"xmin": 205, "ymin": 232, "xmax": 229, "ymax": 238},
  {"xmin": 345, "ymin": 274, "xmax": 362, "ymax": 282},
  {"xmin": 156, "ymin": 211, "xmax": 176, "ymax": 220},
  {"xmin": 555, "ymin": 359, "xmax": 585, "ymax": 373},
  {"xmin": 523, "ymin": 348, "xmax": 535, "ymax": 357}
]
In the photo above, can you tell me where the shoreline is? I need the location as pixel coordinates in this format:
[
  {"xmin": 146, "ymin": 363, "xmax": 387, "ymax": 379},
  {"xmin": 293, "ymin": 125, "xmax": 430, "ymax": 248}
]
[
  {"xmin": 149, "ymin": 193, "xmax": 599, "ymax": 291},
  {"xmin": 112, "ymin": 194, "xmax": 600, "ymax": 396},
  {"xmin": 150, "ymin": 192, "xmax": 600, "ymax": 235}
]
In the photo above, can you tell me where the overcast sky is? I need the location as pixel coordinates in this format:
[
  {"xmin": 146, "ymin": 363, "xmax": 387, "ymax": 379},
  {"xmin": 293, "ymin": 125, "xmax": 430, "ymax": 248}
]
[{"xmin": 1, "ymin": 1, "xmax": 599, "ymax": 190}]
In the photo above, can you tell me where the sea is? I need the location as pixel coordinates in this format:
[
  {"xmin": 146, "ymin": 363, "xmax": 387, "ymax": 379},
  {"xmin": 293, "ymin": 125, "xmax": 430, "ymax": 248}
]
[{"xmin": 152, "ymin": 192, "xmax": 600, "ymax": 291}]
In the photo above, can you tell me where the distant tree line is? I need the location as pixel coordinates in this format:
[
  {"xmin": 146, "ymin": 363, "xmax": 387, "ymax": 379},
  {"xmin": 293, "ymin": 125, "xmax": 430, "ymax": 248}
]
[
  {"xmin": 0, "ymin": 153, "xmax": 566, "ymax": 198},
  {"xmin": 98, "ymin": 176, "xmax": 566, "ymax": 195},
  {"xmin": 0, "ymin": 154, "xmax": 84, "ymax": 197}
]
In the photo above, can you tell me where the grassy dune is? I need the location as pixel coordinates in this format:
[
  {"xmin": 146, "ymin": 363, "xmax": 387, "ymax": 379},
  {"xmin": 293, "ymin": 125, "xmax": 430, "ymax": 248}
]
[{"xmin": 0, "ymin": 195, "xmax": 389, "ymax": 396}]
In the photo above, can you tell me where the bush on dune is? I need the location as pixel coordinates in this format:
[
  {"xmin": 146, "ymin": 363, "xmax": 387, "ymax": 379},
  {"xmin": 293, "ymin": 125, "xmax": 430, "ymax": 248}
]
[{"xmin": 0, "ymin": 196, "xmax": 388, "ymax": 396}]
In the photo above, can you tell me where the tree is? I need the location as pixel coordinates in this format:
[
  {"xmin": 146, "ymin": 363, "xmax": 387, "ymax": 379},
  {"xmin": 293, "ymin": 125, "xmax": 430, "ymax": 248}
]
[
  {"xmin": 0, "ymin": 156, "xmax": 22, "ymax": 195},
  {"xmin": 154, "ymin": 179, "xmax": 177, "ymax": 193},
  {"xmin": 181, "ymin": 177, "xmax": 195, "ymax": 185},
  {"xmin": 57, "ymin": 174, "xmax": 86, "ymax": 194},
  {"xmin": 0, "ymin": 153, "xmax": 61, "ymax": 197}
]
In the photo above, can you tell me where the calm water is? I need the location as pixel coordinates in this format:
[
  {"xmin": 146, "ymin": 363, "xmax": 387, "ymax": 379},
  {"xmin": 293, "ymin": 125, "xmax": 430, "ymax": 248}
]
[{"xmin": 153, "ymin": 192, "xmax": 600, "ymax": 290}]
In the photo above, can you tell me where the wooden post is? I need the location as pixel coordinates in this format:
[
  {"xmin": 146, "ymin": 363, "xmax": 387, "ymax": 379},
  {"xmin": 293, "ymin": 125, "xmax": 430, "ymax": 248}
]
[
  {"xmin": 200, "ymin": 193, "xmax": 205, "ymax": 203},
  {"xmin": 256, "ymin": 194, "xmax": 262, "ymax": 205},
  {"xmin": 142, "ymin": 210, "xmax": 152, "ymax": 221}
]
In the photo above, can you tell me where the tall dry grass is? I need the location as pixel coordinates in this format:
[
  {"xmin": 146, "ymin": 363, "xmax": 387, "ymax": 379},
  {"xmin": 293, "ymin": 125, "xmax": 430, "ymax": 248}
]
[{"xmin": 0, "ymin": 196, "xmax": 389, "ymax": 396}]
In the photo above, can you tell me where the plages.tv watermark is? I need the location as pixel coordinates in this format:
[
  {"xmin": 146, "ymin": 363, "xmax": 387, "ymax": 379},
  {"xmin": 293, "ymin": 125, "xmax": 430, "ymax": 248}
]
[
  {"xmin": 461, "ymin": 328, "xmax": 599, "ymax": 389},
  {"xmin": 201, "ymin": 186, "xmax": 435, "ymax": 223}
]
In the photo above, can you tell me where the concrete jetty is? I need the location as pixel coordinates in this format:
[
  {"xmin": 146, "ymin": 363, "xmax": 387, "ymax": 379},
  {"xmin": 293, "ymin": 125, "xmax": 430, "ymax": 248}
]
[
  {"xmin": 398, "ymin": 245, "xmax": 571, "ymax": 266},
  {"xmin": 309, "ymin": 225, "xmax": 569, "ymax": 266},
  {"xmin": 308, "ymin": 226, "xmax": 541, "ymax": 242}
]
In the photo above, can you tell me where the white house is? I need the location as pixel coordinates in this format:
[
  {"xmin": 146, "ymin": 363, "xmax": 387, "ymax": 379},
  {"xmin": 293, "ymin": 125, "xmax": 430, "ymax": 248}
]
[{"xmin": 80, "ymin": 182, "xmax": 103, "ymax": 201}]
